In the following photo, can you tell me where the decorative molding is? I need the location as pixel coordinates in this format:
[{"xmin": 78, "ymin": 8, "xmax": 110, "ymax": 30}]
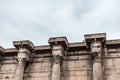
[
  {"xmin": 53, "ymin": 55, "xmax": 62, "ymax": 64},
  {"xmin": 17, "ymin": 58, "xmax": 27, "ymax": 66}
]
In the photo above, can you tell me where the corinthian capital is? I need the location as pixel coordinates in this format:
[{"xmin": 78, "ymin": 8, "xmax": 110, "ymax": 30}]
[
  {"xmin": 90, "ymin": 41, "xmax": 102, "ymax": 62},
  {"xmin": 84, "ymin": 33, "xmax": 106, "ymax": 60},
  {"xmin": 53, "ymin": 55, "xmax": 62, "ymax": 64},
  {"xmin": 91, "ymin": 52, "xmax": 102, "ymax": 62},
  {"xmin": 17, "ymin": 58, "xmax": 27, "ymax": 66}
]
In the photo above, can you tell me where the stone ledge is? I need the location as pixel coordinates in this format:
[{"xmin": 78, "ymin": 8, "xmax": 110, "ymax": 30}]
[
  {"xmin": 3, "ymin": 40, "xmax": 120, "ymax": 53},
  {"xmin": 13, "ymin": 40, "xmax": 34, "ymax": 53},
  {"xmin": 35, "ymin": 45, "xmax": 51, "ymax": 51},
  {"xmin": 84, "ymin": 33, "xmax": 106, "ymax": 40},
  {"xmin": 2, "ymin": 33, "xmax": 120, "ymax": 53},
  {"xmin": 106, "ymin": 39, "xmax": 120, "ymax": 48},
  {"xmin": 69, "ymin": 42, "xmax": 86, "ymax": 48},
  {"xmin": 4, "ymin": 48, "xmax": 17, "ymax": 53},
  {"xmin": 48, "ymin": 36, "xmax": 68, "ymax": 49},
  {"xmin": 84, "ymin": 33, "xmax": 106, "ymax": 49},
  {"xmin": 106, "ymin": 39, "xmax": 120, "ymax": 45}
]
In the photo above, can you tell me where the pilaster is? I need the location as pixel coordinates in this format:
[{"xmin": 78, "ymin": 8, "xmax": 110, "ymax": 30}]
[
  {"xmin": 84, "ymin": 33, "xmax": 106, "ymax": 80},
  {"xmin": 48, "ymin": 37, "xmax": 68, "ymax": 80},
  {"xmin": 13, "ymin": 40, "xmax": 34, "ymax": 80}
]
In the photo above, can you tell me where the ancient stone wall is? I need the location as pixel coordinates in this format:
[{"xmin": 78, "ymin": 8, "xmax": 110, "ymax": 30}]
[{"xmin": 0, "ymin": 33, "xmax": 120, "ymax": 80}]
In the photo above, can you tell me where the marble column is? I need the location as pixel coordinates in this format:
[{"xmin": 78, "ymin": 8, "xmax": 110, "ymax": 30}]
[
  {"xmin": 48, "ymin": 37, "xmax": 68, "ymax": 80},
  {"xmin": 51, "ymin": 45, "xmax": 64, "ymax": 80},
  {"xmin": 91, "ymin": 42, "xmax": 102, "ymax": 80},
  {"xmin": 15, "ymin": 48, "xmax": 28, "ymax": 80},
  {"xmin": 13, "ymin": 40, "xmax": 34, "ymax": 80}
]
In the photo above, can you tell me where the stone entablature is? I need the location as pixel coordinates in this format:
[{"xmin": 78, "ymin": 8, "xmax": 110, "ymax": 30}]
[{"xmin": 0, "ymin": 33, "xmax": 120, "ymax": 80}]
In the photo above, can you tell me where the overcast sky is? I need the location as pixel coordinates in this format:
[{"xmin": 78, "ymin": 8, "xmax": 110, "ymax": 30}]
[{"xmin": 0, "ymin": 0, "xmax": 120, "ymax": 48}]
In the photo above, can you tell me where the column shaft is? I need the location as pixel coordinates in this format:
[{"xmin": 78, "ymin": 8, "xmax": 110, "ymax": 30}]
[
  {"xmin": 51, "ymin": 45, "xmax": 64, "ymax": 80},
  {"xmin": 52, "ymin": 63, "xmax": 60, "ymax": 80},
  {"xmin": 15, "ymin": 58, "xmax": 26, "ymax": 80},
  {"xmin": 93, "ymin": 61, "xmax": 102, "ymax": 80},
  {"xmin": 91, "ymin": 42, "xmax": 103, "ymax": 80},
  {"xmin": 52, "ymin": 55, "xmax": 62, "ymax": 80},
  {"xmin": 15, "ymin": 48, "xmax": 28, "ymax": 80},
  {"xmin": 48, "ymin": 37, "xmax": 68, "ymax": 80}
]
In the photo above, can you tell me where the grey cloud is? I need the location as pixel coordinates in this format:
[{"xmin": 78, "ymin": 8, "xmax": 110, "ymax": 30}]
[{"xmin": 0, "ymin": 0, "xmax": 120, "ymax": 48}]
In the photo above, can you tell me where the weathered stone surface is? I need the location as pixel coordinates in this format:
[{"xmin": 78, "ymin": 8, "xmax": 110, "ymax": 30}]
[
  {"xmin": 1, "ymin": 33, "xmax": 120, "ymax": 80},
  {"xmin": 0, "ymin": 46, "xmax": 4, "ymax": 53}
]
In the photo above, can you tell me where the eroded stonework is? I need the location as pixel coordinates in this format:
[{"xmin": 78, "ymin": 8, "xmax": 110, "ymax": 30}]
[{"xmin": 0, "ymin": 33, "xmax": 120, "ymax": 80}]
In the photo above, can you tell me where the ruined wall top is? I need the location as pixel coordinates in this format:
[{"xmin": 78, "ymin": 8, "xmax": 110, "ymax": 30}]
[{"xmin": 1, "ymin": 33, "xmax": 120, "ymax": 55}]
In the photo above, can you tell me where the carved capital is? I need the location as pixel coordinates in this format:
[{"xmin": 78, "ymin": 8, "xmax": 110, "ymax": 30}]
[
  {"xmin": 90, "ymin": 41, "xmax": 102, "ymax": 62},
  {"xmin": 91, "ymin": 52, "xmax": 102, "ymax": 62},
  {"xmin": 17, "ymin": 48, "xmax": 30, "ymax": 61},
  {"xmin": 84, "ymin": 33, "xmax": 106, "ymax": 58},
  {"xmin": 17, "ymin": 58, "xmax": 27, "ymax": 66},
  {"xmin": 53, "ymin": 55, "xmax": 62, "ymax": 64}
]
